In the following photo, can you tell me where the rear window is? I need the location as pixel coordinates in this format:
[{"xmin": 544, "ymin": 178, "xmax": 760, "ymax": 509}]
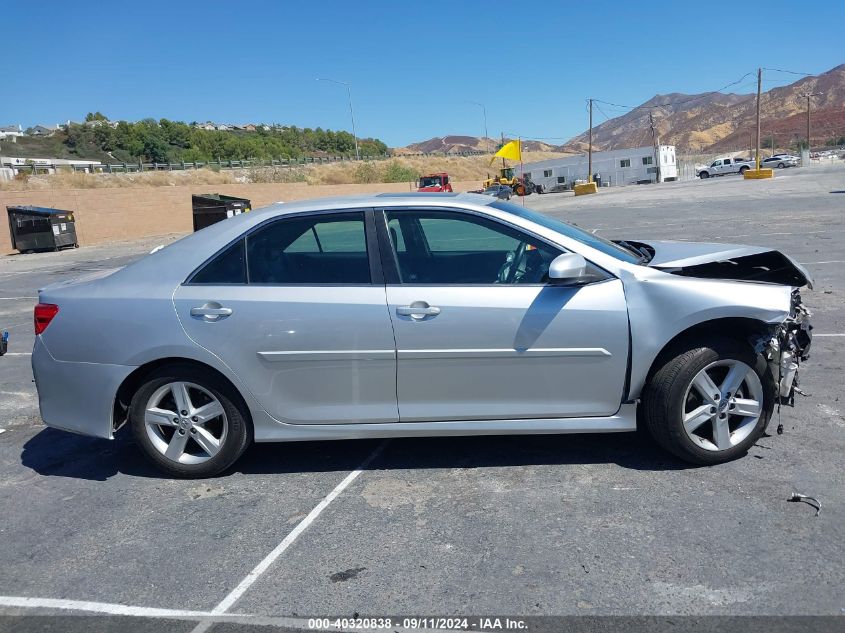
[{"xmin": 190, "ymin": 239, "xmax": 246, "ymax": 284}]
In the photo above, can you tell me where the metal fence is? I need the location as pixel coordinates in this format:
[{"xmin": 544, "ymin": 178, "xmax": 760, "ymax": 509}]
[{"xmin": 2, "ymin": 150, "xmax": 487, "ymax": 175}]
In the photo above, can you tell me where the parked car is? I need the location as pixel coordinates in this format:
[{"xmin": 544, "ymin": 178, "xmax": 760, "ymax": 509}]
[
  {"xmin": 481, "ymin": 184, "xmax": 513, "ymax": 200},
  {"xmin": 32, "ymin": 194, "xmax": 813, "ymax": 477},
  {"xmin": 762, "ymin": 155, "xmax": 799, "ymax": 169},
  {"xmin": 697, "ymin": 157, "xmax": 755, "ymax": 178}
]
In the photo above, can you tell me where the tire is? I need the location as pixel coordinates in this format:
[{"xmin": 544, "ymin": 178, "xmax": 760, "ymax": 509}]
[
  {"xmin": 739, "ymin": 166, "xmax": 749, "ymax": 175},
  {"xmin": 642, "ymin": 337, "xmax": 774, "ymax": 465},
  {"xmin": 130, "ymin": 364, "xmax": 251, "ymax": 478},
  {"xmin": 778, "ymin": 162, "xmax": 785, "ymax": 169},
  {"xmin": 699, "ymin": 171, "xmax": 709, "ymax": 179}
]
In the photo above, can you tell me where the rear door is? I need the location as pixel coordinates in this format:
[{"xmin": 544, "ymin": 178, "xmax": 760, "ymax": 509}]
[
  {"xmin": 379, "ymin": 207, "xmax": 629, "ymax": 422},
  {"xmin": 174, "ymin": 209, "xmax": 398, "ymax": 425}
]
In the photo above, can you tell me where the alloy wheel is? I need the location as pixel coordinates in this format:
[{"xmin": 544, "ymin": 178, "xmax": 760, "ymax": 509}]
[
  {"xmin": 681, "ymin": 360, "xmax": 764, "ymax": 452},
  {"xmin": 144, "ymin": 381, "xmax": 229, "ymax": 464}
]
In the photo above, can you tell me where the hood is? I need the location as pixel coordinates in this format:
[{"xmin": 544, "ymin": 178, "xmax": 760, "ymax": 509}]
[
  {"xmin": 418, "ymin": 186, "xmax": 445, "ymax": 192},
  {"xmin": 625, "ymin": 239, "xmax": 813, "ymax": 289}
]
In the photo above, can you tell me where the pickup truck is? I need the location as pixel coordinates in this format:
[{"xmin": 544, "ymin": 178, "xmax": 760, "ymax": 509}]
[{"xmin": 697, "ymin": 157, "xmax": 754, "ymax": 179}]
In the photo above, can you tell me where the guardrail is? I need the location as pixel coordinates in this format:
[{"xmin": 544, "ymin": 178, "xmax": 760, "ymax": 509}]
[{"xmin": 2, "ymin": 150, "xmax": 488, "ymax": 175}]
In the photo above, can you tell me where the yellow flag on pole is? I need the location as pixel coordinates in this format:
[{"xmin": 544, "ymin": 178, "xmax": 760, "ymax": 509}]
[{"xmin": 490, "ymin": 139, "xmax": 521, "ymax": 164}]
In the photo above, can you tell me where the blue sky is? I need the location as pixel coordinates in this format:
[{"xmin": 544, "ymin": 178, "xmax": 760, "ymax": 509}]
[{"xmin": 4, "ymin": 0, "xmax": 843, "ymax": 147}]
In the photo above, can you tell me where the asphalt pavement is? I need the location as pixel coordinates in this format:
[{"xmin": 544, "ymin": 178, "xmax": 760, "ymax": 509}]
[{"xmin": 0, "ymin": 165, "xmax": 843, "ymax": 629}]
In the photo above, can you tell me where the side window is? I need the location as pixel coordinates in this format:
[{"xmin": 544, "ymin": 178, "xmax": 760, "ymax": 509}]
[
  {"xmin": 384, "ymin": 210, "xmax": 561, "ymax": 285},
  {"xmin": 387, "ymin": 217, "xmax": 407, "ymax": 252},
  {"xmin": 246, "ymin": 212, "xmax": 370, "ymax": 284},
  {"xmin": 191, "ymin": 238, "xmax": 247, "ymax": 284}
]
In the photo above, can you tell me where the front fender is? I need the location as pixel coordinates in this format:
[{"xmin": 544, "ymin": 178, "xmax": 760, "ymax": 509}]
[{"xmin": 622, "ymin": 269, "xmax": 792, "ymax": 398}]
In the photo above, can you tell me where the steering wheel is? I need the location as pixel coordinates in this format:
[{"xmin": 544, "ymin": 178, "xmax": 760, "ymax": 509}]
[{"xmin": 496, "ymin": 241, "xmax": 528, "ymax": 284}]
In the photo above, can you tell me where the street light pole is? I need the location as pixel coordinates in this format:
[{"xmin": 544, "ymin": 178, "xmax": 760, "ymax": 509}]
[
  {"xmin": 468, "ymin": 101, "xmax": 489, "ymax": 153},
  {"xmin": 316, "ymin": 77, "xmax": 359, "ymax": 160}
]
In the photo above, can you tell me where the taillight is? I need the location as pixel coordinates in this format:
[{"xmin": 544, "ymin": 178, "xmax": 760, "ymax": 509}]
[{"xmin": 34, "ymin": 303, "xmax": 59, "ymax": 335}]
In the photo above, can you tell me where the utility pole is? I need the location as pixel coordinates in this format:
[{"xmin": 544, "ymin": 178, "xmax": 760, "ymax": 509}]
[
  {"xmin": 649, "ymin": 111, "xmax": 661, "ymax": 183},
  {"xmin": 588, "ymin": 98, "xmax": 593, "ymax": 182},
  {"xmin": 801, "ymin": 92, "xmax": 822, "ymax": 153},
  {"xmin": 755, "ymin": 68, "xmax": 762, "ymax": 170}
]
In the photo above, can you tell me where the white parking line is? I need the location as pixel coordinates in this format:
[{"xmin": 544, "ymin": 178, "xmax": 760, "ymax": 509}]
[
  {"xmin": 3, "ymin": 352, "xmax": 31, "ymax": 356},
  {"xmin": 0, "ymin": 297, "xmax": 37, "ymax": 300},
  {"xmin": 800, "ymin": 260, "xmax": 845, "ymax": 265},
  {"xmin": 0, "ymin": 596, "xmax": 215, "ymax": 618},
  {"xmin": 209, "ymin": 439, "xmax": 389, "ymax": 616},
  {"xmin": 814, "ymin": 333, "xmax": 845, "ymax": 337}
]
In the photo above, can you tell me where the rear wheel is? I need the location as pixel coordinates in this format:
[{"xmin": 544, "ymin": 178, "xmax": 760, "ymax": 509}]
[
  {"xmin": 642, "ymin": 338, "xmax": 774, "ymax": 465},
  {"xmin": 739, "ymin": 166, "xmax": 749, "ymax": 175},
  {"xmin": 130, "ymin": 365, "xmax": 251, "ymax": 478}
]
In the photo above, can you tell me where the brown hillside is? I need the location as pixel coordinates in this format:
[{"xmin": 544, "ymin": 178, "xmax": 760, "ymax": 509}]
[{"xmin": 564, "ymin": 64, "xmax": 845, "ymax": 152}]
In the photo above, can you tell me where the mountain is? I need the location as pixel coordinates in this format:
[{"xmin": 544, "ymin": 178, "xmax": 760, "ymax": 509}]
[
  {"xmin": 395, "ymin": 135, "xmax": 564, "ymax": 155},
  {"xmin": 564, "ymin": 64, "xmax": 845, "ymax": 152}
]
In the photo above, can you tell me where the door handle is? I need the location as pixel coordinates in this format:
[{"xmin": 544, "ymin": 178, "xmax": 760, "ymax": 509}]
[
  {"xmin": 396, "ymin": 302, "xmax": 441, "ymax": 319},
  {"xmin": 190, "ymin": 302, "xmax": 233, "ymax": 321}
]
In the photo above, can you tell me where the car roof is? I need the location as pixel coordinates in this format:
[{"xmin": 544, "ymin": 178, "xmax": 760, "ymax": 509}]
[{"xmin": 248, "ymin": 192, "xmax": 495, "ymax": 218}]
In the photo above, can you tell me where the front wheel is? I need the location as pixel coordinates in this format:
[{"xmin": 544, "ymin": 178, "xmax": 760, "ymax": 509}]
[
  {"xmin": 699, "ymin": 171, "xmax": 709, "ymax": 179},
  {"xmin": 642, "ymin": 339, "xmax": 774, "ymax": 465},
  {"xmin": 130, "ymin": 365, "xmax": 251, "ymax": 478},
  {"xmin": 778, "ymin": 162, "xmax": 785, "ymax": 169}
]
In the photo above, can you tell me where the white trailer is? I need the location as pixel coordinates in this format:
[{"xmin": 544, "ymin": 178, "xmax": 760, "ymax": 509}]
[{"xmin": 524, "ymin": 145, "xmax": 678, "ymax": 191}]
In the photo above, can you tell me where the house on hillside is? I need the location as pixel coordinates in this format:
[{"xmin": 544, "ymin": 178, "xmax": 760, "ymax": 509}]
[
  {"xmin": 30, "ymin": 125, "xmax": 59, "ymax": 137},
  {"xmin": 522, "ymin": 145, "xmax": 678, "ymax": 190},
  {"xmin": 0, "ymin": 125, "xmax": 24, "ymax": 141},
  {"xmin": 215, "ymin": 124, "xmax": 230, "ymax": 131}
]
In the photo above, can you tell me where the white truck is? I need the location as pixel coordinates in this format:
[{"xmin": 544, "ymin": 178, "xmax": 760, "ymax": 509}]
[{"xmin": 697, "ymin": 156, "xmax": 755, "ymax": 179}]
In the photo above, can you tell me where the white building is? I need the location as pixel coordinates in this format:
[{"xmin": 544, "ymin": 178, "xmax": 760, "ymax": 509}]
[
  {"xmin": 524, "ymin": 145, "xmax": 678, "ymax": 190},
  {"xmin": 0, "ymin": 125, "xmax": 24, "ymax": 141}
]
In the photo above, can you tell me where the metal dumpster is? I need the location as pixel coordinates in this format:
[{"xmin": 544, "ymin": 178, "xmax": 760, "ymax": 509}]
[
  {"xmin": 7, "ymin": 206, "xmax": 78, "ymax": 253},
  {"xmin": 191, "ymin": 194, "xmax": 251, "ymax": 232}
]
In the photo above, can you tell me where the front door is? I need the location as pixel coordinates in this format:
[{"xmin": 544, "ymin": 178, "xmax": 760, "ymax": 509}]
[
  {"xmin": 174, "ymin": 210, "xmax": 398, "ymax": 425},
  {"xmin": 380, "ymin": 208, "xmax": 629, "ymax": 422}
]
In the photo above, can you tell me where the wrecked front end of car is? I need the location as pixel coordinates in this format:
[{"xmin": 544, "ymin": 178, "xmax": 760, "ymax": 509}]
[
  {"xmin": 632, "ymin": 238, "xmax": 814, "ymax": 416},
  {"xmin": 754, "ymin": 289, "xmax": 813, "ymax": 411}
]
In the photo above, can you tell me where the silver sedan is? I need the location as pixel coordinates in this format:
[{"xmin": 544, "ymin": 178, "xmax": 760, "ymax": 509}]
[{"xmin": 32, "ymin": 193, "xmax": 813, "ymax": 477}]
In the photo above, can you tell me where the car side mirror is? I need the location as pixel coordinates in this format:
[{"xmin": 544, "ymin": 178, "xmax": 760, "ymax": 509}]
[{"xmin": 548, "ymin": 253, "xmax": 588, "ymax": 284}]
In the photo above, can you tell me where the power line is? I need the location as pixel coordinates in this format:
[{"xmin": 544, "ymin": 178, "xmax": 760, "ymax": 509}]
[{"xmin": 762, "ymin": 67, "xmax": 814, "ymax": 76}]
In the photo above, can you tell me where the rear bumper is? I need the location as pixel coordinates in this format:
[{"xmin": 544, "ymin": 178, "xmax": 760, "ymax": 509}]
[{"xmin": 32, "ymin": 337, "xmax": 135, "ymax": 439}]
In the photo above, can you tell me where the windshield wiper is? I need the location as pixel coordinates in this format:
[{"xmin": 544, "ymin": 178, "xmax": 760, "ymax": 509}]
[{"xmin": 615, "ymin": 240, "xmax": 651, "ymax": 263}]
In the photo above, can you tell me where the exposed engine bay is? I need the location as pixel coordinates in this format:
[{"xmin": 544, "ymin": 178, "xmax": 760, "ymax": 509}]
[{"xmin": 753, "ymin": 289, "xmax": 813, "ymax": 407}]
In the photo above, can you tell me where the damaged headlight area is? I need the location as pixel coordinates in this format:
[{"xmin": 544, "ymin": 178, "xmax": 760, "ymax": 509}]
[{"xmin": 752, "ymin": 289, "xmax": 813, "ymax": 407}]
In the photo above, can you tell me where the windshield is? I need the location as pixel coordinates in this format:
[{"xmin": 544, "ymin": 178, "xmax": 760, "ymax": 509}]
[
  {"xmin": 419, "ymin": 176, "xmax": 442, "ymax": 188},
  {"xmin": 489, "ymin": 200, "xmax": 641, "ymax": 263}
]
